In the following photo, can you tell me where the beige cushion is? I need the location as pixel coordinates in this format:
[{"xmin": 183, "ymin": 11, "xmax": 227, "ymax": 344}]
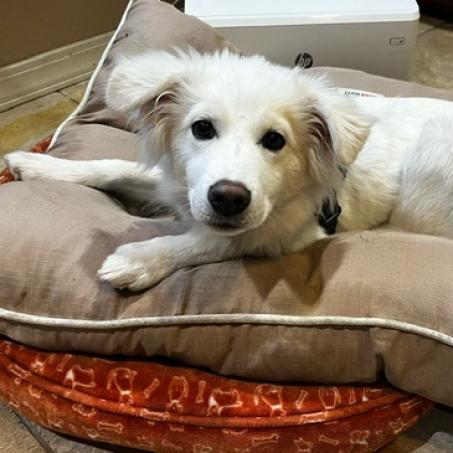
[{"xmin": 1, "ymin": 0, "xmax": 453, "ymax": 407}]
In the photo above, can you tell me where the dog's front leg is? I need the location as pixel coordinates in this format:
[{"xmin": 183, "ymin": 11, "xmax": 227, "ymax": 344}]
[
  {"xmin": 4, "ymin": 151, "xmax": 158, "ymax": 190},
  {"xmin": 98, "ymin": 229, "xmax": 236, "ymax": 292}
]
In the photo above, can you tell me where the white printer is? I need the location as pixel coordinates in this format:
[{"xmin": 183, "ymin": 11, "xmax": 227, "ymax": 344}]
[{"xmin": 184, "ymin": 0, "xmax": 419, "ymax": 79}]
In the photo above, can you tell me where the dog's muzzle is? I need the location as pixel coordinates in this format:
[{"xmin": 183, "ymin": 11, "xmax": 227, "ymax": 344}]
[{"xmin": 208, "ymin": 180, "xmax": 251, "ymax": 217}]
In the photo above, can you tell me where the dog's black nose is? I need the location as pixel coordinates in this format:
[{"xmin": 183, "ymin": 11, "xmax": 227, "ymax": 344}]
[{"xmin": 208, "ymin": 180, "xmax": 251, "ymax": 217}]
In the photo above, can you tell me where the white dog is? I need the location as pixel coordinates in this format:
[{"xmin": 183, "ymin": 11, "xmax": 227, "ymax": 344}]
[{"xmin": 5, "ymin": 50, "xmax": 453, "ymax": 291}]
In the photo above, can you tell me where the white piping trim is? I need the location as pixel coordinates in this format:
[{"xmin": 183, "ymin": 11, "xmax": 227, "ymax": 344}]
[
  {"xmin": 0, "ymin": 308, "xmax": 452, "ymax": 347},
  {"xmin": 47, "ymin": 0, "xmax": 136, "ymax": 150}
]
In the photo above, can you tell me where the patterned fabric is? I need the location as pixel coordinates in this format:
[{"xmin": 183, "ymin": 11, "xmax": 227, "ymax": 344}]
[{"xmin": 0, "ymin": 338, "xmax": 432, "ymax": 452}]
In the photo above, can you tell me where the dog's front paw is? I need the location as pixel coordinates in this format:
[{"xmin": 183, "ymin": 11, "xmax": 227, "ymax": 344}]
[
  {"xmin": 97, "ymin": 242, "xmax": 170, "ymax": 292},
  {"xmin": 4, "ymin": 151, "xmax": 52, "ymax": 181}
]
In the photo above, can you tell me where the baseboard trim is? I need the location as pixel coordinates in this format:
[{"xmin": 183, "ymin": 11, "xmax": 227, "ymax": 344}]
[{"xmin": 0, "ymin": 32, "xmax": 112, "ymax": 112}]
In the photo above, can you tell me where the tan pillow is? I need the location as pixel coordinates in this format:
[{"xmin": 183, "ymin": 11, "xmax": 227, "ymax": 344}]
[{"xmin": 1, "ymin": 0, "xmax": 453, "ymax": 407}]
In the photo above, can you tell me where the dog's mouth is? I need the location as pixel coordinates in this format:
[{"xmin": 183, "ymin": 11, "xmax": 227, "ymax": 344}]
[
  {"xmin": 205, "ymin": 220, "xmax": 246, "ymax": 235},
  {"xmin": 198, "ymin": 208, "xmax": 271, "ymax": 236}
]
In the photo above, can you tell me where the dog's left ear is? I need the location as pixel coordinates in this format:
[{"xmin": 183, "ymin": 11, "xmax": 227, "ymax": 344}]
[{"xmin": 308, "ymin": 94, "xmax": 370, "ymax": 166}]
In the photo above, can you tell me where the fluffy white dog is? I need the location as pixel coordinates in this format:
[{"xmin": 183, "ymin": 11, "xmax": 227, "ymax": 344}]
[{"xmin": 5, "ymin": 50, "xmax": 453, "ymax": 291}]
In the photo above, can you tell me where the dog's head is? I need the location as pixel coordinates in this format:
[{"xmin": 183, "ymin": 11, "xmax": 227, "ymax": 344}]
[{"xmin": 107, "ymin": 50, "xmax": 369, "ymax": 235}]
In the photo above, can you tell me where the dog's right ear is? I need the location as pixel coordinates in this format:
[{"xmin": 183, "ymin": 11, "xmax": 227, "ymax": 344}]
[
  {"xmin": 106, "ymin": 51, "xmax": 189, "ymax": 165},
  {"xmin": 106, "ymin": 51, "xmax": 186, "ymax": 115}
]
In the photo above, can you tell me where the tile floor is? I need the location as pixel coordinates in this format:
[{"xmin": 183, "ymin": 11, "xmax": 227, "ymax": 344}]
[
  {"xmin": 0, "ymin": 14, "xmax": 453, "ymax": 453},
  {"xmin": 0, "ymin": 82, "xmax": 86, "ymax": 163}
]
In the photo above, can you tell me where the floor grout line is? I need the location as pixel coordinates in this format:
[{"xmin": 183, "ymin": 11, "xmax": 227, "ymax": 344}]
[
  {"xmin": 418, "ymin": 22, "xmax": 447, "ymax": 36},
  {"xmin": 16, "ymin": 414, "xmax": 55, "ymax": 453},
  {"xmin": 57, "ymin": 90, "xmax": 83, "ymax": 105}
]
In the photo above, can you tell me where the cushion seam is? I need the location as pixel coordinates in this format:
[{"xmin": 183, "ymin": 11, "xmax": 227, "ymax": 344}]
[{"xmin": 47, "ymin": 0, "xmax": 136, "ymax": 150}]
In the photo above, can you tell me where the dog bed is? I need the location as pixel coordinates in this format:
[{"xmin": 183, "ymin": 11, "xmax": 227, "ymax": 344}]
[
  {"xmin": 0, "ymin": 138, "xmax": 437, "ymax": 452},
  {"xmin": 1, "ymin": 0, "xmax": 453, "ymax": 451}
]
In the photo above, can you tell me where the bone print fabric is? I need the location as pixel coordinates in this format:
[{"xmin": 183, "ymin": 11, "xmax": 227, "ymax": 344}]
[{"xmin": 0, "ymin": 339, "xmax": 431, "ymax": 452}]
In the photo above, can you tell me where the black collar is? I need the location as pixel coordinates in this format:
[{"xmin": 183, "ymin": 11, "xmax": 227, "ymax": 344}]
[
  {"xmin": 317, "ymin": 166, "xmax": 347, "ymax": 235},
  {"xmin": 318, "ymin": 197, "xmax": 341, "ymax": 235}
]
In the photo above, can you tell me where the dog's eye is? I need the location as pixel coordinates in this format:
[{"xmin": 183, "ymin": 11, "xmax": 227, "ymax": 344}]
[
  {"xmin": 191, "ymin": 120, "xmax": 216, "ymax": 140},
  {"xmin": 260, "ymin": 131, "xmax": 286, "ymax": 152}
]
